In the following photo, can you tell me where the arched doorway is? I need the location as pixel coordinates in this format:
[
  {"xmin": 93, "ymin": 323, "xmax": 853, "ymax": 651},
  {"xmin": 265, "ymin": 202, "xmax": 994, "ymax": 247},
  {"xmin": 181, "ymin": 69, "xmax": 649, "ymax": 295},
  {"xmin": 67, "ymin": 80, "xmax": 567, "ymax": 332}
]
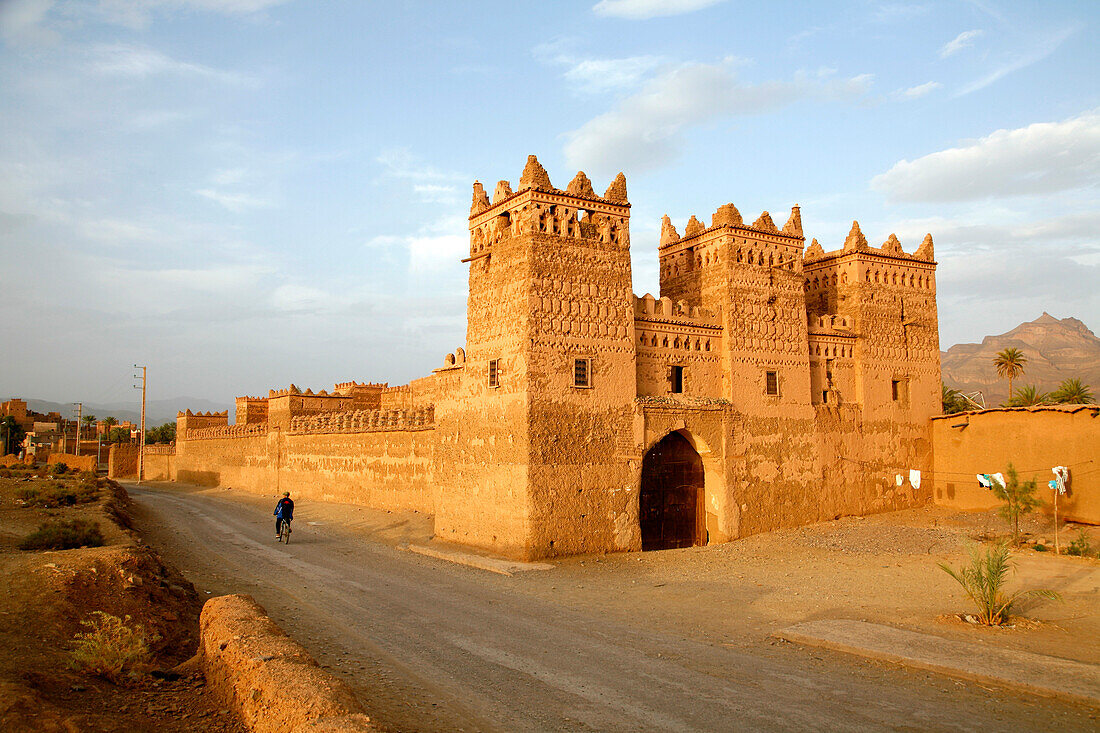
[{"xmin": 640, "ymin": 431, "xmax": 704, "ymax": 550}]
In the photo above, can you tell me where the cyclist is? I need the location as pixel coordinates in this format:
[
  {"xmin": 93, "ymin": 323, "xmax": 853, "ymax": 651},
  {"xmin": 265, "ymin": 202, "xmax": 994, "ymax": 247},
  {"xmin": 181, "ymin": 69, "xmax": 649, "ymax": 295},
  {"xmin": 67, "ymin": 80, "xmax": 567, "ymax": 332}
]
[{"xmin": 274, "ymin": 491, "xmax": 294, "ymax": 540}]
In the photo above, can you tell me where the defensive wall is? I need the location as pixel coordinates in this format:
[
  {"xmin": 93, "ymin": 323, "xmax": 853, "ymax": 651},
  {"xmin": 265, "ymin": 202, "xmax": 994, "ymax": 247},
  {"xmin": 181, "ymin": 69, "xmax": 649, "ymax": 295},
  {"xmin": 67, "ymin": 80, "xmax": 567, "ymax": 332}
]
[
  {"xmin": 932, "ymin": 406, "xmax": 1100, "ymax": 525},
  {"xmin": 172, "ymin": 155, "xmax": 942, "ymax": 560}
]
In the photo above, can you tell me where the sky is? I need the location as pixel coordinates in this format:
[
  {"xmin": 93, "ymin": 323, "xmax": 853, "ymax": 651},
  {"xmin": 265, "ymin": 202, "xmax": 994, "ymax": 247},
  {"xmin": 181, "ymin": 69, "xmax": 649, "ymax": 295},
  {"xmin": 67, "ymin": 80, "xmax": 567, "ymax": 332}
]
[{"xmin": 1, "ymin": 0, "xmax": 1098, "ymax": 408}]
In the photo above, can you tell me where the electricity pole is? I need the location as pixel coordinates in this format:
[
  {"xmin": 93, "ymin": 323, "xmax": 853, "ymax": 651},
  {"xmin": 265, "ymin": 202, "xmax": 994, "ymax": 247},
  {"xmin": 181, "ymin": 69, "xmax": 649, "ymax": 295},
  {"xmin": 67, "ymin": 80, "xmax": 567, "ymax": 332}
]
[
  {"xmin": 134, "ymin": 365, "xmax": 146, "ymax": 484},
  {"xmin": 73, "ymin": 403, "xmax": 82, "ymax": 457}
]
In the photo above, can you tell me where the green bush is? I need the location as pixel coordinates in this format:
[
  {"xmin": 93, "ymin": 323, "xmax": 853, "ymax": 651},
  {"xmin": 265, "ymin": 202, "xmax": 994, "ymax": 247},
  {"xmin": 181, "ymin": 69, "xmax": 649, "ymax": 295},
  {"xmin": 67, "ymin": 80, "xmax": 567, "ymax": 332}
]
[
  {"xmin": 1066, "ymin": 529, "xmax": 1095, "ymax": 558},
  {"xmin": 50, "ymin": 462, "xmax": 70, "ymax": 476},
  {"xmin": 1032, "ymin": 542, "xmax": 1049, "ymax": 552},
  {"xmin": 16, "ymin": 487, "xmax": 40, "ymax": 502},
  {"xmin": 19, "ymin": 519, "xmax": 104, "ymax": 551},
  {"xmin": 939, "ymin": 543, "xmax": 1060, "ymax": 625},
  {"xmin": 78, "ymin": 470, "xmax": 98, "ymax": 482},
  {"xmin": 69, "ymin": 612, "xmax": 155, "ymax": 682}
]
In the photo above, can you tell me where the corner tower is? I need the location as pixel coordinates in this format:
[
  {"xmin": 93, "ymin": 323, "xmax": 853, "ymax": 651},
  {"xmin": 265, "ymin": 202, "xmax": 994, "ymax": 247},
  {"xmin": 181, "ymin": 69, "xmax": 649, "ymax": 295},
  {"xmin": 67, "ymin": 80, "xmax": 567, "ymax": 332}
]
[{"xmin": 444, "ymin": 156, "xmax": 637, "ymax": 558}]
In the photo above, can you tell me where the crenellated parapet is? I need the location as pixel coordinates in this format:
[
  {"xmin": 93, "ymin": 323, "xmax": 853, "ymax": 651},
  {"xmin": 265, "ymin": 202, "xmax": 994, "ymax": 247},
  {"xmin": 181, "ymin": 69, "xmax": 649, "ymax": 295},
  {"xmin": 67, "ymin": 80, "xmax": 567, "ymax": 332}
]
[
  {"xmin": 803, "ymin": 222, "xmax": 937, "ymax": 295},
  {"xmin": 658, "ymin": 203, "xmax": 805, "ymax": 282},
  {"xmin": 184, "ymin": 422, "xmax": 267, "ymax": 440},
  {"xmin": 288, "ymin": 406, "xmax": 435, "ymax": 435},
  {"xmin": 633, "ymin": 294, "xmax": 721, "ymax": 327},
  {"xmin": 466, "ymin": 155, "xmax": 631, "ymax": 261}
]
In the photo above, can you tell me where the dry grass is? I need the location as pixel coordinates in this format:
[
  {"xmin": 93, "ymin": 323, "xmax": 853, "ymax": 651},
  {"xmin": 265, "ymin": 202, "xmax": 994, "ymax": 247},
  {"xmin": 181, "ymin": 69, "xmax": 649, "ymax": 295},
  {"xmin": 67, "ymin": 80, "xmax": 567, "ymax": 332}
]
[{"xmin": 69, "ymin": 611, "xmax": 157, "ymax": 683}]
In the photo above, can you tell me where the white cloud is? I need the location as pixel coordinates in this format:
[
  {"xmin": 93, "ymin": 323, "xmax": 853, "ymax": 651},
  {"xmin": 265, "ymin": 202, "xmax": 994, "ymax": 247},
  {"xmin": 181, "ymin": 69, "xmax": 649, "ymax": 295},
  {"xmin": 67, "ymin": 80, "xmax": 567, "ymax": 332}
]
[
  {"xmin": 270, "ymin": 283, "xmax": 330, "ymax": 313},
  {"xmin": 898, "ymin": 81, "xmax": 942, "ymax": 99},
  {"xmin": 592, "ymin": 0, "xmax": 724, "ymax": 20},
  {"xmin": 0, "ymin": 0, "xmax": 57, "ymax": 43},
  {"xmin": 376, "ymin": 148, "xmax": 464, "ymax": 184},
  {"xmin": 872, "ymin": 110, "xmax": 1100, "ymax": 202},
  {"xmin": 412, "ymin": 184, "xmax": 459, "ymax": 205},
  {"xmin": 195, "ymin": 188, "xmax": 271, "ymax": 212},
  {"xmin": 87, "ymin": 43, "xmax": 249, "ymax": 84},
  {"xmin": 93, "ymin": 0, "xmax": 288, "ymax": 28},
  {"xmin": 564, "ymin": 60, "xmax": 873, "ymax": 176},
  {"xmin": 562, "ymin": 55, "xmax": 666, "ymax": 94},
  {"xmin": 955, "ymin": 27, "xmax": 1074, "ymax": 97},
  {"xmin": 939, "ymin": 29, "xmax": 983, "ymax": 58}
]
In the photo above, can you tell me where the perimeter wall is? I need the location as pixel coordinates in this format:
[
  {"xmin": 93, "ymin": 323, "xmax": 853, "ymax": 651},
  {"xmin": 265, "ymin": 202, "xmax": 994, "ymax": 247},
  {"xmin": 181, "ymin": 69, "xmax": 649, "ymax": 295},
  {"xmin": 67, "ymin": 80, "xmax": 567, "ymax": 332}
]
[{"xmin": 931, "ymin": 406, "xmax": 1100, "ymax": 524}]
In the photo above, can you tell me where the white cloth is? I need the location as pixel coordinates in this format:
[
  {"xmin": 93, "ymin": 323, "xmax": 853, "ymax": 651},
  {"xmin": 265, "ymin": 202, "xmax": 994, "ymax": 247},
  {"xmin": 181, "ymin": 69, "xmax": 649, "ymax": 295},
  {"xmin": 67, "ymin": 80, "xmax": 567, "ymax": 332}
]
[
  {"xmin": 909, "ymin": 469, "xmax": 921, "ymax": 489},
  {"xmin": 991, "ymin": 472, "xmax": 1005, "ymax": 488},
  {"xmin": 1052, "ymin": 466, "xmax": 1069, "ymax": 494},
  {"xmin": 977, "ymin": 474, "xmax": 992, "ymax": 488},
  {"xmin": 895, "ymin": 474, "xmax": 904, "ymax": 487}
]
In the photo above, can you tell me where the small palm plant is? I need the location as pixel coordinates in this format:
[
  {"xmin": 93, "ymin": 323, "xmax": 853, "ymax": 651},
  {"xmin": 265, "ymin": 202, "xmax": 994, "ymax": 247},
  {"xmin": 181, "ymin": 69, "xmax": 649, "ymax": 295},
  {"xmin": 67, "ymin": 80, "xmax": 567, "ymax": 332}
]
[
  {"xmin": 993, "ymin": 347, "xmax": 1027, "ymax": 402},
  {"xmin": 1006, "ymin": 384, "xmax": 1048, "ymax": 407},
  {"xmin": 939, "ymin": 543, "xmax": 1060, "ymax": 626},
  {"xmin": 992, "ymin": 464, "xmax": 1041, "ymax": 547},
  {"xmin": 1049, "ymin": 377, "xmax": 1095, "ymax": 404}
]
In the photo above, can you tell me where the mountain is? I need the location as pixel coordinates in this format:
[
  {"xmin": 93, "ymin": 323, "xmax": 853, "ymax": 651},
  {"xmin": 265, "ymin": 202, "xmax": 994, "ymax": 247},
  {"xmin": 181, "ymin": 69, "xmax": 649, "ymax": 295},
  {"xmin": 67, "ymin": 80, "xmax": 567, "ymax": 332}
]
[
  {"xmin": 941, "ymin": 313, "xmax": 1100, "ymax": 406},
  {"xmin": 21, "ymin": 397, "xmax": 226, "ymax": 427}
]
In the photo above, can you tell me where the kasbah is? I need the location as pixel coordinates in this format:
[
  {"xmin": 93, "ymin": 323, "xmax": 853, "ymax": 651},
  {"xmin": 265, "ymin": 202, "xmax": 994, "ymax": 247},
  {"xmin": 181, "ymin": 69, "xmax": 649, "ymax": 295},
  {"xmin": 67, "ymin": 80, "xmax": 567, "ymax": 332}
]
[{"xmin": 174, "ymin": 154, "xmax": 940, "ymax": 560}]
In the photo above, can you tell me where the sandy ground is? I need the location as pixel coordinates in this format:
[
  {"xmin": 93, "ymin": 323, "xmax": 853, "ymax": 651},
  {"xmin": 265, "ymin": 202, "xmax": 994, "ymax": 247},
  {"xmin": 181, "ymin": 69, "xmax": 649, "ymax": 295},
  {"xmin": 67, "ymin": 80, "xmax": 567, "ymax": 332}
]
[
  {"xmin": 128, "ymin": 481, "xmax": 1098, "ymax": 732},
  {"xmin": 0, "ymin": 471, "xmax": 245, "ymax": 733}
]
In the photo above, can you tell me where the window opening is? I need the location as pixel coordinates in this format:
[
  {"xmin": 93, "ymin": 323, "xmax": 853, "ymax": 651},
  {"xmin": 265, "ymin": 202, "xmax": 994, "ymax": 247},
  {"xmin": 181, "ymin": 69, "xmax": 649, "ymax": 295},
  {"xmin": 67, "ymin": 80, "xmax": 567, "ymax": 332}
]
[
  {"xmin": 670, "ymin": 366, "xmax": 684, "ymax": 394},
  {"xmin": 574, "ymin": 358, "xmax": 591, "ymax": 388},
  {"xmin": 488, "ymin": 359, "xmax": 500, "ymax": 388},
  {"xmin": 765, "ymin": 370, "xmax": 779, "ymax": 396}
]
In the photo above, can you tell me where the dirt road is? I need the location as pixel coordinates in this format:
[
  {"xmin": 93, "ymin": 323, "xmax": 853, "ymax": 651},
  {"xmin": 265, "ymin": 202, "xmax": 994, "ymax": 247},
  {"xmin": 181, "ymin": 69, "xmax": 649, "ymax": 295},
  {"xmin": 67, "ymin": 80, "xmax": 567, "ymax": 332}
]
[{"xmin": 128, "ymin": 483, "xmax": 1096, "ymax": 732}]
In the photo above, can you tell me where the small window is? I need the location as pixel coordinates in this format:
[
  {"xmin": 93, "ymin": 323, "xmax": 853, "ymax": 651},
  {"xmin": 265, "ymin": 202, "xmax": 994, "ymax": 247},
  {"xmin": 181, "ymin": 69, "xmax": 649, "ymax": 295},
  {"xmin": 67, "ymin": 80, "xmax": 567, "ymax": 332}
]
[
  {"xmin": 670, "ymin": 365, "xmax": 684, "ymax": 394},
  {"xmin": 765, "ymin": 370, "xmax": 779, "ymax": 396},
  {"xmin": 488, "ymin": 359, "xmax": 500, "ymax": 388},
  {"xmin": 822, "ymin": 390, "xmax": 829, "ymax": 403},
  {"xmin": 891, "ymin": 378, "xmax": 908, "ymax": 403},
  {"xmin": 573, "ymin": 358, "xmax": 591, "ymax": 388}
]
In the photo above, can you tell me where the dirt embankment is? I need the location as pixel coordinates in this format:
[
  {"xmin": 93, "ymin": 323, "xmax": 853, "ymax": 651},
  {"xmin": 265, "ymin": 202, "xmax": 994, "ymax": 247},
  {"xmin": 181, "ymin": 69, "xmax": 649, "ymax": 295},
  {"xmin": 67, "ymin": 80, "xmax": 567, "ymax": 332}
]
[{"xmin": 0, "ymin": 468, "xmax": 244, "ymax": 732}]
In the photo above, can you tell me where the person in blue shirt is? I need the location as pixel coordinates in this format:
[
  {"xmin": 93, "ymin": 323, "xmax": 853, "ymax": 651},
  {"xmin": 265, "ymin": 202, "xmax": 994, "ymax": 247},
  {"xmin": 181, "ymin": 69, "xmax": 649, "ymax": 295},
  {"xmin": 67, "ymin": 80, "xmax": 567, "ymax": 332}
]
[{"xmin": 274, "ymin": 492, "xmax": 294, "ymax": 539}]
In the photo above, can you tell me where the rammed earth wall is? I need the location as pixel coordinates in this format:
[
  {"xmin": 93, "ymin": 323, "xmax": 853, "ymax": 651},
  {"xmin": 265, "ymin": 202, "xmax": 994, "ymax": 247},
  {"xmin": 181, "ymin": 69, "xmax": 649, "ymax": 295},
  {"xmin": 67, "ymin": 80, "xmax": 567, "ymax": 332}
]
[{"xmin": 931, "ymin": 406, "xmax": 1100, "ymax": 525}]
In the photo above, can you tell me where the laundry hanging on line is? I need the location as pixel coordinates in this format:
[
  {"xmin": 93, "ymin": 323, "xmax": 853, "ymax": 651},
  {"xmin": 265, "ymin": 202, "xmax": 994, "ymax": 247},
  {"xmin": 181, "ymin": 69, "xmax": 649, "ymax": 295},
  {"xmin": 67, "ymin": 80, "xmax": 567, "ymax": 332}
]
[
  {"xmin": 909, "ymin": 469, "xmax": 921, "ymax": 489},
  {"xmin": 1051, "ymin": 466, "xmax": 1070, "ymax": 494}
]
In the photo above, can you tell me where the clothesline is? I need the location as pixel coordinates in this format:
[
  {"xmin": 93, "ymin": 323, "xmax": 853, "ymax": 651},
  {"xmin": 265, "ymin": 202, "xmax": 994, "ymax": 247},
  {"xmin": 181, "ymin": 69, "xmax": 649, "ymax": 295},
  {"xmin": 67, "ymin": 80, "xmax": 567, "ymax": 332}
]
[{"xmin": 837, "ymin": 455, "xmax": 1094, "ymax": 476}]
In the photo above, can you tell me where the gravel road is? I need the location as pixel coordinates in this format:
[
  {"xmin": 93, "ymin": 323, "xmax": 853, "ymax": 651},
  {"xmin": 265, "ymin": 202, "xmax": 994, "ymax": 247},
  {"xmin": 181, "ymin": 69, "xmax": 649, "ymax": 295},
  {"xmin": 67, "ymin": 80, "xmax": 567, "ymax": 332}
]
[{"xmin": 128, "ymin": 484, "xmax": 1097, "ymax": 732}]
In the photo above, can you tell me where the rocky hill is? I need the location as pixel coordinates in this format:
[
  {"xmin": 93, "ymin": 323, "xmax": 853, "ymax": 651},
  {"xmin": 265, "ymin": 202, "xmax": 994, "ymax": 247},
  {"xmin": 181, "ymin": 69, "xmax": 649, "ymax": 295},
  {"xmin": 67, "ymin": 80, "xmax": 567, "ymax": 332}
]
[{"xmin": 941, "ymin": 313, "xmax": 1100, "ymax": 406}]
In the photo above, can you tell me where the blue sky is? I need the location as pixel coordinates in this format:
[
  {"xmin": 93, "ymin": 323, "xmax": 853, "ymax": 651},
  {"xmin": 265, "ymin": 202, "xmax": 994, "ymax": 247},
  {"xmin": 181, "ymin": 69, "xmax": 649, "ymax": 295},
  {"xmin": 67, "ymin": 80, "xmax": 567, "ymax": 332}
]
[{"xmin": 2, "ymin": 0, "xmax": 1097, "ymax": 407}]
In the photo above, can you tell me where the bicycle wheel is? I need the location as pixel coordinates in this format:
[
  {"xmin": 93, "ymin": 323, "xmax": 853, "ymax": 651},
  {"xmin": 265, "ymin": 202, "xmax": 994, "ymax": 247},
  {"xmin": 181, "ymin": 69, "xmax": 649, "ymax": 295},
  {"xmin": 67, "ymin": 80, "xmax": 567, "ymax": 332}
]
[{"xmin": 280, "ymin": 519, "xmax": 291, "ymax": 544}]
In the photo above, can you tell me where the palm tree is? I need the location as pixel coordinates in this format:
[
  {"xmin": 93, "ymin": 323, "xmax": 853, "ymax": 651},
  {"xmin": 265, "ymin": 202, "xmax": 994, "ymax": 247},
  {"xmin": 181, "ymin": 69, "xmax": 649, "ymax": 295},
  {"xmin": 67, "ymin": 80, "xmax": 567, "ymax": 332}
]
[
  {"xmin": 1050, "ymin": 378, "xmax": 1096, "ymax": 405},
  {"xmin": 941, "ymin": 383, "xmax": 968, "ymax": 414},
  {"xmin": 102, "ymin": 416, "xmax": 118, "ymax": 441},
  {"xmin": 993, "ymin": 348, "xmax": 1027, "ymax": 403},
  {"xmin": 1006, "ymin": 385, "xmax": 1048, "ymax": 407}
]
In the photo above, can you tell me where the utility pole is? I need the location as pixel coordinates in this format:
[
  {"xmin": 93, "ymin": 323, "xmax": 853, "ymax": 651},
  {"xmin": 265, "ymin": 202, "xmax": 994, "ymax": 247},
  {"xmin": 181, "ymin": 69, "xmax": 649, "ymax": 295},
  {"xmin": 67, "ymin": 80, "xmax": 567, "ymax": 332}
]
[
  {"xmin": 73, "ymin": 403, "xmax": 82, "ymax": 457},
  {"xmin": 134, "ymin": 365, "xmax": 147, "ymax": 484}
]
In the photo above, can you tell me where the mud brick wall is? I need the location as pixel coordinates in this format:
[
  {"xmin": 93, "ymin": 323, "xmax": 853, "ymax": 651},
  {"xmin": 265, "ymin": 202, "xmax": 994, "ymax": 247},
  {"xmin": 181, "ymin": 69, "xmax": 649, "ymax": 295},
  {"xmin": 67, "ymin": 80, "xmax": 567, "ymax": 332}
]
[
  {"xmin": 932, "ymin": 406, "xmax": 1100, "ymax": 524},
  {"xmin": 108, "ymin": 444, "xmax": 140, "ymax": 479}
]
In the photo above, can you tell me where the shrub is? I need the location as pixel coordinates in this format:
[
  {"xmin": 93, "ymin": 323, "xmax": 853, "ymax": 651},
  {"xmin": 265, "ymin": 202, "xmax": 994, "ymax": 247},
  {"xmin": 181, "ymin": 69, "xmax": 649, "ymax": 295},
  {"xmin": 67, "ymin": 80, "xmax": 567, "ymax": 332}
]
[
  {"xmin": 1066, "ymin": 529, "xmax": 1095, "ymax": 558},
  {"xmin": 50, "ymin": 462, "xmax": 69, "ymax": 476},
  {"xmin": 16, "ymin": 487, "xmax": 40, "ymax": 503},
  {"xmin": 1032, "ymin": 542, "xmax": 1049, "ymax": 552},
  {"xmin": 69, "ymin": 612, "xmax": 155, "ymax": 682},
  {"xmin": 78, "ymin": 470, "xmax": 97, "ymax": 482},
  {"xmin": 0, "ymin": 468, "xmax": 11, "ymax": 478},
  {"xmin": 939, "ymin": 543, "xmax": 1060, "ymax": 625},
  {"xmin": 992, "ymin": 464, "xmax": 1041, "ymax": 547},
  {"xmin": 19, "ymin": 519, "xmax": 104, "ymax": 551}
]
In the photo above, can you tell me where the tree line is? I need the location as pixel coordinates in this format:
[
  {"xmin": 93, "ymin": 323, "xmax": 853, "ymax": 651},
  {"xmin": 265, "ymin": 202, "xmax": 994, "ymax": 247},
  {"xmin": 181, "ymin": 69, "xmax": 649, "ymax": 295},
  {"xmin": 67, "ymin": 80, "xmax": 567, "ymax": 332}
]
[{"xmin": 942, "ymin": 347, "xmax": 1096, "ymax": 414}]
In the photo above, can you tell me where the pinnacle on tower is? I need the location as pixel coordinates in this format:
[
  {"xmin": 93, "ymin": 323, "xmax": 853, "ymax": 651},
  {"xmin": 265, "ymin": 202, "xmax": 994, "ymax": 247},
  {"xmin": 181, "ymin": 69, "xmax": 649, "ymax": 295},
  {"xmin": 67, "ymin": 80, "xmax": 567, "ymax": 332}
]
[
  {"xmin": 711, "ymin": 203, "xmax": 743, "ymax": 228},
  {"xmin": 518, "ymin": 154, "xmax": 553, "ymax": 191},
  {"xmin": 881, "ymin": 233, "xmax": 904, "ymax": 255},
  {"xmin": 470, "ymin": 181, "xmax": 490, "ymax": 215},
  {"xmin": 660, "ymin": 214, "xmax": 680, "ymax": 245},
  {"xmin": 804, "ymin": 237, "xmax": 825, "ymax": 260},
  {"xmin": 684, "ymin": 214, "xmax": 705, "ymax": 237},
  {"xmin": 566, "ymin": 171, "xmax": 596, "ymax": 198},
  {"xmin": 603, "ymin": 172, "xmax": 628, "ymax": 203},
  {"xmin": 782, "ymin": 205, "xmax": 803, "ymax": 237},
  {"xmin": 492, "ymin": 180, "xmax": 513, "ymax": 203},
  {"xmin": 752, "ymin": 211, "xmax": 778, "ymax": 233},
  {"xmin": 915, "ymin": 233, "xmax": 934, "ymax": 261},
  {"xmin": 843, "ymin": 220, "xmax": 868, "ymax": 251}
]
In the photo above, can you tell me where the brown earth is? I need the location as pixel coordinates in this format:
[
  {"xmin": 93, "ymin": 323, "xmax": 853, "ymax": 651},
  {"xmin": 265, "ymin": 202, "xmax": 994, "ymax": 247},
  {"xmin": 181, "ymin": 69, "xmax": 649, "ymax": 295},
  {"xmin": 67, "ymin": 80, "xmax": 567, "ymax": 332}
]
[
  {"xmin": 0, "ymin": 469, "xmax": 245, "ymax": 733},
  {"xmin": 129, "ymin": 482, "xmax": 1100, "ymax": 731},
  {"xmin": 942, "ymin": 312, "xmax": 1100, "ymax": 405}
]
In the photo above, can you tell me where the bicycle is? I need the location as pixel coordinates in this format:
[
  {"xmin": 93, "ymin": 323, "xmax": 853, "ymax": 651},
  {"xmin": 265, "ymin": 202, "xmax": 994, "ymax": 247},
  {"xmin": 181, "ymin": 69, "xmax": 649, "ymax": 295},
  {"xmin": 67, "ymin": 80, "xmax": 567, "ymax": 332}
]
[{"xmin": 277, "ymin": 517, "xmax": 291, "ymax": 544}]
